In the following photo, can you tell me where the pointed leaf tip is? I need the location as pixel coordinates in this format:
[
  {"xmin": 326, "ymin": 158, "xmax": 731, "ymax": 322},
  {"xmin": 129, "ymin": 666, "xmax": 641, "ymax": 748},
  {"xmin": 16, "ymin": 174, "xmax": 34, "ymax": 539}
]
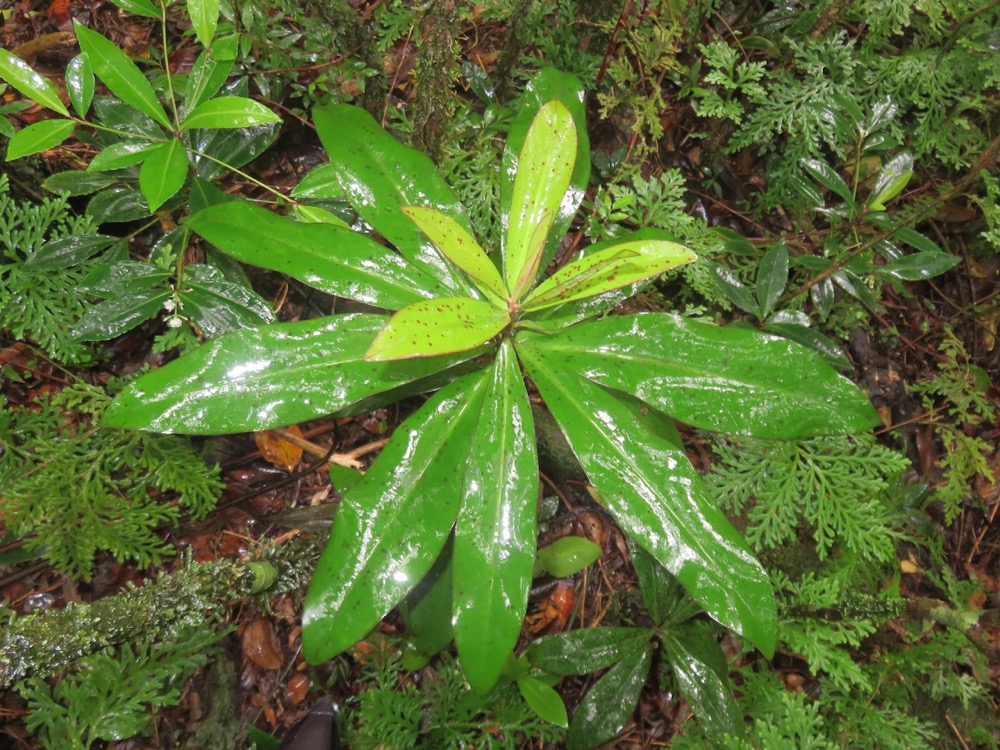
[{"xmin": 504, "ymin": 99, "xmax": 577, "ymax": 293}]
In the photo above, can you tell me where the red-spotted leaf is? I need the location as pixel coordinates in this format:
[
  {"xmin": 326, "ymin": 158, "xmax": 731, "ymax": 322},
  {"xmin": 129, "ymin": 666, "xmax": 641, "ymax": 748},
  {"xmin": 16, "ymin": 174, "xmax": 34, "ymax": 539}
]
[
  {"xmin": 504, "ymin": 100, "xmax": 577, "ymax": 295},
  {"xmin": 520, "ymin": 240, "xmax": 696, "ymax": 312},
  {"xmin": 365, "ymin": 297, "xmax": 510, "ymax": 361},
  {"xmin": 502, "ymin": 69, "xmax": 589, "ymax": 275},
  {"xmin": 402, "ymin": 206, "xmax": 508, "ymax": 305},
  {"xmin": 510, "ymin": 208, "xmax": 554, "ymax": 301}
]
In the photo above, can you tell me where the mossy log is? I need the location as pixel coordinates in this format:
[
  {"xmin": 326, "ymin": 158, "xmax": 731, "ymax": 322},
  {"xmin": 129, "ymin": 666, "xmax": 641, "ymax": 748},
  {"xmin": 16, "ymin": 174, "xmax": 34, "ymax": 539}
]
[{"xmin": 0, "ymin": 540, "xmax": 319, "ymax": 690}]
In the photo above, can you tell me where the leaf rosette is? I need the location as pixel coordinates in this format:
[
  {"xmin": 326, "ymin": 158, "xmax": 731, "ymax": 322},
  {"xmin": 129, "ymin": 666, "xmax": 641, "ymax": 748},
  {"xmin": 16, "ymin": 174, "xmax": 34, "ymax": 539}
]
[{"xmin": 104, "ymin": 69, "xmax": 878, "ymax": 700}]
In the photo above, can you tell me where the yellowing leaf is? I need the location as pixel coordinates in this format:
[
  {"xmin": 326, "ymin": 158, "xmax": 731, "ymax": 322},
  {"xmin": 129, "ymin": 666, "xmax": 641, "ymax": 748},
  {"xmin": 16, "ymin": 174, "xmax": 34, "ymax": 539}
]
[
  {"xmin": 520, "ymin": 240, "xmax": 697, "ymax": 312},
  {"xmin": 402, "ymin": 206, "xmax": 508, "ymax": 305},
  {"xmin": 254, "ymin": 425, "xmax": 304, "ymax": 472},
  {"xmin": 365, "ymin": 297, "xmax": 509, "ymax": 361},
  {"xmin": 504, "ymin": 100, "xmax": 576, "ymax": 295}
]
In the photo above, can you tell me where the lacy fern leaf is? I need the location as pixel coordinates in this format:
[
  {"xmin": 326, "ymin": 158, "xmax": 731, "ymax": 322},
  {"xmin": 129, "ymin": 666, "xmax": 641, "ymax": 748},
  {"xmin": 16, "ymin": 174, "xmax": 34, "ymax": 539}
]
[
  {"xmin": 0, "ymin": 175, "xmax": 111, "ymax": 365},
  {"xmin": 709, "ymin": 434, "xmax": 909, "ymax": 563},
  {"xmin": 0, "ymin": 383, "xmax": 223, "ymax": 578}
]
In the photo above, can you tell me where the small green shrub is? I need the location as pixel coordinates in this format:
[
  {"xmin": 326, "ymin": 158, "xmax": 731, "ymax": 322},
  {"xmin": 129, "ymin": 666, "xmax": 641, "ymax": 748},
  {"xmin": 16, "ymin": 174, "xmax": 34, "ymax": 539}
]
[{"xmin": 102, "ymin": 68, "xmax": 877, "ymax": 696}]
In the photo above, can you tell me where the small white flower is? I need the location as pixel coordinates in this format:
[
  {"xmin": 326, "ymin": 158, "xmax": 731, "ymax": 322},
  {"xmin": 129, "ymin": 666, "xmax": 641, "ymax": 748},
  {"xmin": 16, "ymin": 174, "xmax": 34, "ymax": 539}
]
[
  {"xmin": 166, "ymin": 315, "xmax": 183, "ymax": 329},
  {"xmin": 163, "ymin": 298, "xmax": 176, "ymax": 312}
]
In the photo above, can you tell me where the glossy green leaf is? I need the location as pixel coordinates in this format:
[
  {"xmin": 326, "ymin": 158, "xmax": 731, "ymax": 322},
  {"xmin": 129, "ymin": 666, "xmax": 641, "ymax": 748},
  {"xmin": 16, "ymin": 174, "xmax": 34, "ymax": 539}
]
[
  {"xmin": 139, "ymin": 139, "xmax": 189, "ymax": 212},
  {"xmin": 302, "ymin": 369, "xmax": 490, "ymax": 664},
  {"xmin": 533, "ymin": 536, "xmax": 602, "ymax": 578},
  {"xmin": 869, "ymin": 152, "xmax": 913, "ymax": 210},
  {"xmin": 66, "ymin": 53, "xmax": 94, "ymax": 116},
  {"xmin": 661, "ymin": 621, "xmax": 742, "ymax": 738},
  {"xmin": 80, "ymin": 260, "xmax": 171, "ymax": 297},
  {"xmin": 565, "ymin": 642, "xmax": 652, "ymax": 750},
  {"xmin": 92, "ymin": 95, "xmax": 165, "ymax": 138},
  {"xmin": 832, "ymin": 268, "xmax": 877, "ymax": 308},
  {"xmin": 188, "ymin": 176, "xmax": 231, "ymax": 214},
  {"xmin": 312, "ymin": 104, "xmax": 471, "ymax": 293},
  {"xmin": 517, "ymin": 676, "xmax": 568, "ymax": 728},
  {"xmin": 528, "ymin": 229, "xmax": 684, "ymax": 330},
  {"xmin": 0, "ymin": 48, "xmax": 70, "ymax": 116},
  {"xmin": 23, "ymin": 234, "xmax": 117, "ymax": 271},
  {"xmin": 87, "ymin": 186, "xmax": 151, "ymax": 223},
  {"xmin": 291, "ymin": 163, "xmax": 339, "ymax": 199},
  {"xmin": 810, "ymin": 276, "xmax": 835, "ymax": 320},
  {"xmin": 73, "ymin": 21, "xmax": 171, "ymax": 129},
  {"xmin": 765, "ymin": 322, "xmax": 852, "ymax": 369},
  {"xmin": 504, "ymin": 100, "xmax": 577, "ymax": 295},
  {"xmin": 519, "ymin": 314, "xmax": 878, "ymax": 439},
  {"xmin": 527, "ymin": 627, "xmax": 654, "ymax": 676},
  {"xmin": 790, "ymin": 174, "xmax": 826, "ymax": 209},
  {"xmin": 291, "ymin": 203, "xmax": 350, "ymax": 227},
  {"xmin": 510, "ymin": 208, "xmax": 554, "ymax": 301},
  {"xmin": 453, "ymin": 340, "xmax": 537, "ymax": 692},
  {"xmin": 103, "ymin": 313, "xmax": 480, "ymax": 433},
  {"xmin": 6, "ymin": 119, "xmax": 75, "ymax": 160},
  {"xmin": 88, "ymin": 140, "xmax": 161, "ymax": 171},
  {"xmin": 402, "ymin": 206, "xmax": 508, "ymax": 305},
  {"xmin": 365, "ymin": 298, "xmax": 510, "ymax": 361},
  {"xmin": 399, "ymin": 542, "xmax": 454, "ymax": 669},
  {"xmin": 892, "ymin": 225, "xmax": 944, "ymax": 255},
  {"xmin": 711, "ymin": 262, "xmax": 759, "ymax": 317},
  {"xmin": 183, "ymin": 48, "xmax": 234, "ymax": 112},
  {"xmin": 517, "ymin": 350, "xmax": 777, "ymax": 655},
  {"xmin": 800, "ymin": 157, "xmax": 854, "ymax": 205},
  {"xmin": 520, "ymin": 240, "xmax": 695, "ymax": 312},
  {"xmin": 74, "ymin": 288, "xmax": 170, "ymax": 341},
  {"xmin": 184, "ymin": 200, "xmax": 451, "ymax": 311},
  {"xmin": 180, "ymin": 97, "xmax": 280, "ymax": 130},
  {"xmin": 43, "ymin": 170, "xmax": 117, "ymax": 196},
  {"xmin": 190, "ymin": 121, "xmax": 279, "ymax": 178},
  {"xmin": 863, "ymin": 96, "xmax": 898, "ymax": 137},
  {"xmin": 502, "ymin": 69, "xmax": 589, "ymax": 273},
  {"xmin": 878, "ymin": 250, "xmax": 960, "ymax": 280},
  {"xmin": 627, "ymin": 540, "xmax": 701, "ymax": 627},
  {"xmin": 187, "ymin": 0, "xmax": 219, "ymax": 47},
  {"xmin": 179, "ymin": 264, "xmax": 276, "ymax": 337},
  {"xmin": 756, "ymin": 243, "xmax": 788, "ymax": 319},
  {"xmin": 106, "ymin": 0, "xmax": 161, "ymax": 18}
]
